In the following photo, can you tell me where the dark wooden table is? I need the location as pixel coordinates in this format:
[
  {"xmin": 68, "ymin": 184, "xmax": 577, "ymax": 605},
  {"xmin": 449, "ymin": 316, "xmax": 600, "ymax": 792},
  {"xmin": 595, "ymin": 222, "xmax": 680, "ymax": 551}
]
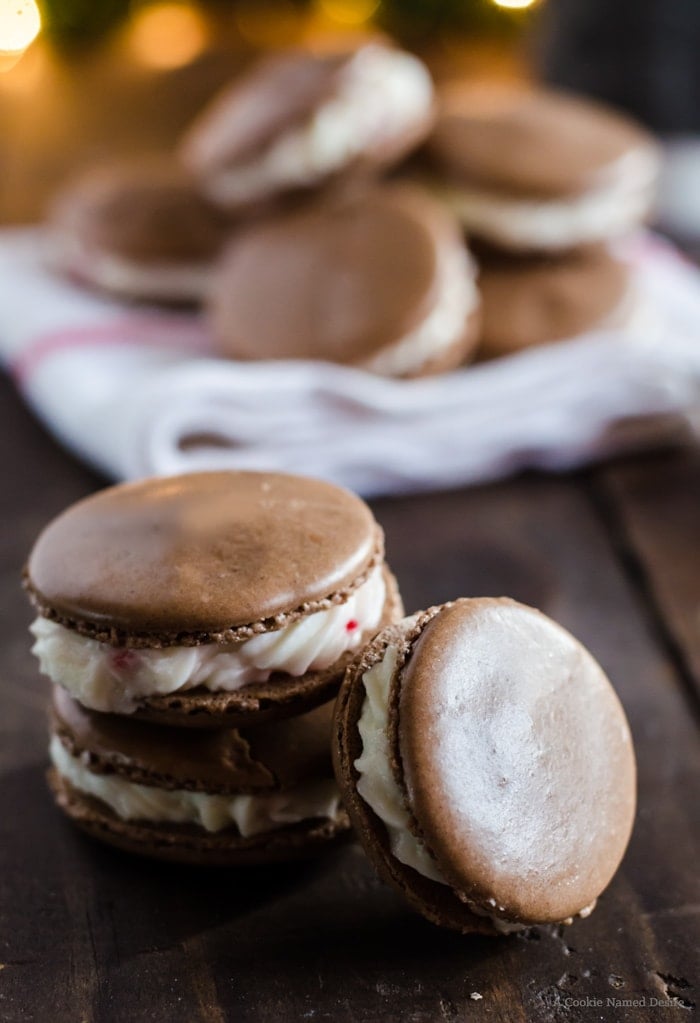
[
  {"xmin": 1, "ymin": 31, "xmax": 698, "ymax": 1023},
  {"xmin": 2, "ymin": 373, "xmax": 699, "ymax": 1023}
]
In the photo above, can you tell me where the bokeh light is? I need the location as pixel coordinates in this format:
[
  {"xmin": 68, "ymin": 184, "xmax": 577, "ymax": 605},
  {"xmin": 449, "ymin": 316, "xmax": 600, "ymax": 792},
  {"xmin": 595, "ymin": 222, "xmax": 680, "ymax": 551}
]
[
  {"xmin": 317, "ymin": 0, "xmax": 380, "ymax": 26},
  {"xmin": 489, "ymin": 0, "xmax": 539, "ymax": 9},
  {"xmin": 128, "ymin": 2, "xmax": 208, "ymax": 70},
  {"xmin": 0, "ymin": 0, "xmax": 41, "ymax": 55}
]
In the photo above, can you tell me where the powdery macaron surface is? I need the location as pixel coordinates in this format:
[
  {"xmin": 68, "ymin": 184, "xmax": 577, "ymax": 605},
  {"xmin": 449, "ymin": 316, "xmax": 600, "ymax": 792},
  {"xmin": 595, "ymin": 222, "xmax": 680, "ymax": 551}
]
[
  {"xmin": 49, "ymin": 686, "xmax": 350, "ymax": 864},
  {"xmin": 334, "ymin": 598, "xmax": 637, "ymax": 934},
  {"xmin": 207, "ymin": 185, "xmax": 480, "ymax": 378},
  {"xmin": 475, "ymin": 244, "xmax": 633, "ymax": 359},
  {"xmin": 25, "ymin": 471, "xmax": 403, "ymax": 726},
  {"xmin": 46, "ymin": 157, "xmax": 233, "ymax": 302}
]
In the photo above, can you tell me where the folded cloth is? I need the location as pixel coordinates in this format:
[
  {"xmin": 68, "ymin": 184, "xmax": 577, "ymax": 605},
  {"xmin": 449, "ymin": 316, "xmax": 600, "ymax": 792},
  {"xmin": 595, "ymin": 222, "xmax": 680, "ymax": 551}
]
[{"xmin": 1, "ymin": 228, "xmax": 699, "ymax": 496}]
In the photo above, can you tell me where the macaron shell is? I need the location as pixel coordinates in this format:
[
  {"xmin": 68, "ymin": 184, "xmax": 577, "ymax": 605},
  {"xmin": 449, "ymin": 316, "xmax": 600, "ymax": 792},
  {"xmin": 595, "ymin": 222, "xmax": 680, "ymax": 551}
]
[
  {"xmin": 180, "ymin": 49, "xmax": 351, "ymax": 176},
  {"xmin": 130, "ymin": 563, "xmax": 403, "ymax": 727},
  {"xmin": 333, "ymin": 617, "xmax": 496, "ymax": 934},
  {"xmin": 208, "ymin": 186, "xmax": 457, "ymax": 365},
  {"xmin": 52, "ymin": 686, "xmax": 336, "ymax": 793},
  {"xmin": 48, "ymin": 158, "xmax": 232, "ymax": 264},
  {"xmin": 26, "ymin": 471, "xmax": 380, "ymax": 640},
  {"xmin": 48, "ymin": 769, "xmax": 350, "ymax": 866},
  {"xmin": 398, "ymin": 598, "xmax": 636, "ymax": 925},
  {"xmin": 427, "ymin": 84, "xmax": 656, "ymax": 199},
  {"xmin": 476, "ymin": 245, "xmax": 631, "ymax": 359}
]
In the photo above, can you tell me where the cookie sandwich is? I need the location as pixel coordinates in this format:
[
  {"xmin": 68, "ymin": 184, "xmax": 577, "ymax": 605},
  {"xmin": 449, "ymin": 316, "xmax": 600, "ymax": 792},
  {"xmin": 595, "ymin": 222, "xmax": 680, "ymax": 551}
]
[
  {"xmin": 335, "ymin": 598, "xmax": 636, "ymax": 934},
  {"xmin": 26, "ymin": 471, "xmax": 402, "ymax": 726},
  {"xmin": 207, "ymin": 185, "xmax": 480, "ymax": 377},
  {"xmin": 180, "ymin": 41, "xmax": 434, "ymax": 211},
  {"xmin": 475, "ymin": 244, "xmax": 640, "ymax": 359},
  {"xmin": 46, "ymin": 158, "xmax": 232, "ymax": 303},
  {"xmin": 49, "ymin": 685, "xmax": 349, "ymax": 863},
  {"xmin": 424, "ymin": 83, "xmax": 660, "ymax": 252}
]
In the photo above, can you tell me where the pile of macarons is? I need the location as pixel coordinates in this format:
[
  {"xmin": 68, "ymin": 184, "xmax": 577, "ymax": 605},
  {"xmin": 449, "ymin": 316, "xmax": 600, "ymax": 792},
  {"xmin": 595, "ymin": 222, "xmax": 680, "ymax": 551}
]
[
  {"xmin": 44, "ymin": 37, "xmax": 661, "ymax": 374},
  {"xmin": 25, "ymin": 469, "xmax": 637, "ymax": 935}
]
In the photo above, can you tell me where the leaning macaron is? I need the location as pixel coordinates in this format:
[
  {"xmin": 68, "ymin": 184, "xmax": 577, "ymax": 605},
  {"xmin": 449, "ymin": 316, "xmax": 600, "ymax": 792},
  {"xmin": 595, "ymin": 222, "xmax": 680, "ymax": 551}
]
[
  {"xmin": 46, "ymin": 158, "xmax": 232, "ymax": 303},
  {"xmin": 423, "ymin": 83, "xmax": 660, "ymax": 252},
  {"xmin": 49, "ymin": 686, "xmax": 349, "ymax": 863},
  {"xmin": 475, "ymin": 244, "xmax": 639, "ymax": 359},
  {"xmin": 207, "ymin": 185, "xmax": 480, "ymax": 377},
  {"xmin": 179, "ymin": 41, "xmax": 434, "ymax": 211},
  {"xmin": 334, "ymin": 598, "xmax": 636, "ymax": 934},
  {"xmin": 26, "ymin": 471, "xmax": 402, "ymax": 726}
]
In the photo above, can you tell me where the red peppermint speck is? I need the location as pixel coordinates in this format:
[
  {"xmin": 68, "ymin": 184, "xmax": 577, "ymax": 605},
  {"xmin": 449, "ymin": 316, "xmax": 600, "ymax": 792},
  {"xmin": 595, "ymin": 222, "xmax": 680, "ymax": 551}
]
[
  {"xmin": 110, "ymin": 649, "xmax": 138, "ymax": 673},
  {"xmin": 345, "ymin": 619, "xmax": 359, "ymax": 633}
]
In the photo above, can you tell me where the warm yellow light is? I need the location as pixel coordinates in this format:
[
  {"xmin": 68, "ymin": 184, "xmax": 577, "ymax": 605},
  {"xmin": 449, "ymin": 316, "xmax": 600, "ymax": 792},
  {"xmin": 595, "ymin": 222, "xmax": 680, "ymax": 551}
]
[
  {"xmin": 0, "ymin": 0, "xmax": 41, "ymax": 56},
  {"xmin": 234, "ymin": 1, "xmax": 301, "ymax": 48},
  {"xmin": 490, "ymin": 0, "xmax": 539, "ymax": 8},
  {"xmin": 129, "ymin": 2, "xmax": 208, "ymax": 70},
  {"xmin": 317, "ymin": 0, "xmax": 380, "ymax": 27}
]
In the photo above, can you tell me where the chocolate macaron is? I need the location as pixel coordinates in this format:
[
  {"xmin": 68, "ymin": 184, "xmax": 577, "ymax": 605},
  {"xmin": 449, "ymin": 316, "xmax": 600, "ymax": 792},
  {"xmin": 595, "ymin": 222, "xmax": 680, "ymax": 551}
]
[
  {"xmin": 335, "ymin": 598, "xmax": 636, "ymax": 934},
  {"xmin": 476, "ymin": 244, "xmax": 639, "ymax": 360},
  {"xmin": 49, "ymin": 686, "xmax": 349, "ymax": 863},
  {"xmin": 180, "ymin": 42, "xmax": 434, "ymax": 211},
  {"xmin": 26, "ymin": 471, "xmax": 402, "ymax": 726},
  {"xmin": 207, "ymin": 185, "xmax": 480, "ymax": 377},
  {"xmin": 46, "ymin": 158, "xmax": 232, "ymax": 303},
  {"xmin": 424, "ymin": 83, "xmax": 660, "ymax": 252}
]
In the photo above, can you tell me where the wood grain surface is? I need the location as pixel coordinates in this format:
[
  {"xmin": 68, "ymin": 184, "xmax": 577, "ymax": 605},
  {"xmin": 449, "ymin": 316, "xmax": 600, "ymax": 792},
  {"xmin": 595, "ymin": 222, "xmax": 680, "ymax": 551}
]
[{"xmin": 1, "ymin": 375, "xmax": 698, "ymax": 1023}]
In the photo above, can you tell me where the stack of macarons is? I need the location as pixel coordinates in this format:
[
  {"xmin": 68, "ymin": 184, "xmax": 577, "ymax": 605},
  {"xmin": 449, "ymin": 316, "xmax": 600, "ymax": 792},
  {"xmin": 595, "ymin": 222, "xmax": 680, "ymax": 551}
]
[
  {"xmin": 420, "ymin": 82, "xmax": 662, "ymax": 358},
  {"xmin": 43, "ymin": 39, "xmax": 482, "ymax": 378},
  {"xmin": 25, "ymin": 470, "xmax": 637, "ymax": 935},
  {"xmin": 25, "ymin": 470, "xmax": 403, "ymax": 863}
]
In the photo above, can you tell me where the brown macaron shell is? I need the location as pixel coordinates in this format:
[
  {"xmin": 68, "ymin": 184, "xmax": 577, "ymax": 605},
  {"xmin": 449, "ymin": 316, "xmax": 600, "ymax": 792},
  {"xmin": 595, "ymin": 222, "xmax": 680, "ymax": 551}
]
[
  {"xmin": 49, "ymin": 689, "xmax": 349, "ymax": 864},
  {"xmin": 26, "ymin": 471, "xmax": 381, "ymax": 643},
  {"xmin": 52, "ymin": 685, "xmax": 335, "ymax": 794},
  {"xmin": 335, "ymin": 599, "xmax": 636, "ymax": 932},
  {"xmin": 48, "ymin": 772, "xmax": 349, "ymax": 866},
  {"xmin": 476, "ymin": 245, "xmax": 631, "ymax": 359},
  {"xmin": 426, "ymin": 84, "xmax": 657, "ymax": 200},
  {"xmin": 48, "ymin": 158, "xmax": 231, "ymax": 265},
  {"xmin": 180, "ymin": 50, "xmax": 353, "ymax": 181},
  {"xmin": 207, "ymin": 185, "xmax": 475, "ymax": 373}
]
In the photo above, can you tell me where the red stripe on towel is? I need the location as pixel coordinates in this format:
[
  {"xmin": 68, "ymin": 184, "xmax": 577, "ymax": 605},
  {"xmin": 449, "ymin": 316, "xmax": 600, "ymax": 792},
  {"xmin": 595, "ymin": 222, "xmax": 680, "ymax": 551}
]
[{"xmin": 11, "ymin": 315, "xmax": 211, "ymax": 384}]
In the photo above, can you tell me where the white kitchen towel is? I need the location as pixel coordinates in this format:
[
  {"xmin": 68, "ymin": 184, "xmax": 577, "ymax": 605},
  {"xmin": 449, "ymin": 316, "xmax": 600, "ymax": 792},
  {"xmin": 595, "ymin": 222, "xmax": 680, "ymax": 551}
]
[{"xmin": 1, "ymin": 227, "xmax": 699, "ymax": 496}]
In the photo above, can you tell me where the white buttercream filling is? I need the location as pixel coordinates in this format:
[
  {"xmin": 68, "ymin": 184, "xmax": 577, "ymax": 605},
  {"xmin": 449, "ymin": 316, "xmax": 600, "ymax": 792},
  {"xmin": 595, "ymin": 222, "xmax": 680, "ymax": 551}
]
[
  {"xmin": 50, "ymin": 735, "xmax": 341, "ymax": 837},
  {"xmin": 206, "ymin": 45, "xmax": 433, "ymax": 207},
  {"xmin": 30, "ymin": 565, "xmax": 386, "ymax": 714},
  {"xmin": 436, "ymin": 145, "xmax": 660, "ymax": 250},
  {"xmin": 46, "ymin": 231, "xmax": 213, "ymax": 302},
  {"xmin": 362, "ymin": 244, "xmax": 478, "ymax": 377},
  {"xmin": 354, "ymin": 643, "xmax": 527, "ymax": 932}
]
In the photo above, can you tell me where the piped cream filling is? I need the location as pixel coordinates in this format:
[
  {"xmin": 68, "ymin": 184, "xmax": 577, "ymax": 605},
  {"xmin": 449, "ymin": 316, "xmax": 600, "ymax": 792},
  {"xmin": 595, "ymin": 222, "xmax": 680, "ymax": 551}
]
[
  {"xmin": 354, "ymin": 644, "xmax": 533, "ymax": 933},
  {"xmin": 50, "ymin": 735, "xmax": 341, "ymax": 837},
  {"xmin": 435, "ymin": 145, "xmax": 660, "ymax": 250},
  {"xmin": 361, "ymin": 245, "xmax": 478, "ymax": 377},
  {"xmin": 205, "ymin": 45, "xmax": 433, "ymax": 207},
  {"xmin": 30, "ymin": 565, "xmax": 386, "ymax": 714}
]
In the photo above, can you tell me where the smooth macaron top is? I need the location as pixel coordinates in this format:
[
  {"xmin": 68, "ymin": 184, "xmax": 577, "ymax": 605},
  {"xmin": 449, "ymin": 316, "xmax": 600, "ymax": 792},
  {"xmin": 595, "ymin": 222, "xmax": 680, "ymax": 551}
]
[
  {"xmin": 396, "ymin": 599, "xmax": 636, "ymax": 924},
  {"xmin": 48, "ymin": 158, "xmax": 230, "ymax": 262},
  {"xmin": 180, "ymin": 49, "xmax": 352, "ymax": 176},
  {"xmin": 426, "ymin": 84, "xmax": 656, "ymax": 199},
  {"xmin": 52, "ymin": 685, "xmax": 334, "ymax": 794},
  {"xmin": 27, "ymin": 471, "xmax": 380, "ymax": 641},
  {"xmin": 476, "ymin": 244, "xmax": 631, "ymax": 357},
  {"xmin": 208, "ymin": 186, "xmax": 458, "ymax": 364}
]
